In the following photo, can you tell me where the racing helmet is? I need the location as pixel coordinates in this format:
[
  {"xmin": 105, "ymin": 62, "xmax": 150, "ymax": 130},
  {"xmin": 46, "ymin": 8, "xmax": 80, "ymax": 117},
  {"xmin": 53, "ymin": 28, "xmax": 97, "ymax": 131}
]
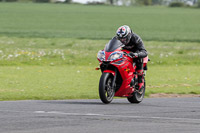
[{"xmin": 116, "ymin": 25, "xmax": 132, "ymax": 45}]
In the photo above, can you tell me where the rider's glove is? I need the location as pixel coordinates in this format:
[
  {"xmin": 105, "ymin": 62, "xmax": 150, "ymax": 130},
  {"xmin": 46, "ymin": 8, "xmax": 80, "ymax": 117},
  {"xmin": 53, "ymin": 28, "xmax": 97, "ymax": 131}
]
[{"xmin": 128, "ymin": 52, "xmax": 139, "ymax": 58}]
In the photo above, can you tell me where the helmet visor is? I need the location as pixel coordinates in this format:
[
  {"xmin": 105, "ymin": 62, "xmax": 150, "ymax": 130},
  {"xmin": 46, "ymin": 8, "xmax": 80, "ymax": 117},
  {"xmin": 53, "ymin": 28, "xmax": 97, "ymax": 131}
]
[{"xmin": 117, "ymin": 36, "xmax": 130, "ymax": 45}]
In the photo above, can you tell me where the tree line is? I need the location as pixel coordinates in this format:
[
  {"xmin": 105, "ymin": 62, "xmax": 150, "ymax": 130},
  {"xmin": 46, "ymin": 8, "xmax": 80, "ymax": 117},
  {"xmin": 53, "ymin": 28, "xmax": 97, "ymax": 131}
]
[{"xmin": 0, "ymin": 0, "xmax": 199, "ymax": 8}]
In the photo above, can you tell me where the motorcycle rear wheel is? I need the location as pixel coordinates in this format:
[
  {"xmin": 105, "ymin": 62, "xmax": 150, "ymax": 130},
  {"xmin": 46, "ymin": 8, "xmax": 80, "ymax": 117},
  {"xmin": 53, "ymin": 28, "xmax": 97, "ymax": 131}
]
[
  {"xmin": 99, "ymin": 73, "xmax": 115, "ymax": 104},
  {"xmin": 127, "ymin": 78, "xmax": 146, "ymax": 104}
]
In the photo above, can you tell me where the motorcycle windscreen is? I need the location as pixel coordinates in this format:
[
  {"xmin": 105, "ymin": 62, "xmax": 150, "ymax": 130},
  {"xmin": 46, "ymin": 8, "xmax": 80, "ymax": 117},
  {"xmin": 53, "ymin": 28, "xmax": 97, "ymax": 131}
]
[{"xmin": 105, "ymin": 37, "xmax": 123, "ymax": 52}]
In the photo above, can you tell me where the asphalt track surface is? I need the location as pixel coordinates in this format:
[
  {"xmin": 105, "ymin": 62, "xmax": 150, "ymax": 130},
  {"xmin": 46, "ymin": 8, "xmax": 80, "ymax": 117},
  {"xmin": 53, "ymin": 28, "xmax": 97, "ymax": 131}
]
[{"xmin": 0, "ymin": 97, "xmax": 200, "ymax": 133}]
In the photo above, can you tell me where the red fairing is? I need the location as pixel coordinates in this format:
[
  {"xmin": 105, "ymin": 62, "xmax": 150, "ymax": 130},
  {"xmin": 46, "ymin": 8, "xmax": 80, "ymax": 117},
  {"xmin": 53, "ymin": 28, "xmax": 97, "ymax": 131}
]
[
  {"xmin": 105, "ymin": 52, "xmax": 112, "ymax": 61},
  {"xmin": 103, "ymin": 70, "xmax": 115, "ymax": 76},
  {"xmin": 113, "ymin": 50, "xmax": 135, "ymax": 97}
]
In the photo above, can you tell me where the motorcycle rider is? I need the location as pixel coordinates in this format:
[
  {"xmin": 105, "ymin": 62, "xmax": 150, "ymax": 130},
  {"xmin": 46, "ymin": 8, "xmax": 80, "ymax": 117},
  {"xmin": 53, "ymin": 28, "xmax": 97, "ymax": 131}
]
[{"xmin": 116, "ymin": 25, "xmax": 148, "ymax": 90}]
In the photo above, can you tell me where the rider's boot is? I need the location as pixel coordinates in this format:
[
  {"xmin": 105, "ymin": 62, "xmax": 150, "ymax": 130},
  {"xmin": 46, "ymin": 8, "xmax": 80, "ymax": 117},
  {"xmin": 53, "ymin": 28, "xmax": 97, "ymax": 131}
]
[{"xmin": 137, "ymin": 70, "xmax": 144, "ymax": 90}]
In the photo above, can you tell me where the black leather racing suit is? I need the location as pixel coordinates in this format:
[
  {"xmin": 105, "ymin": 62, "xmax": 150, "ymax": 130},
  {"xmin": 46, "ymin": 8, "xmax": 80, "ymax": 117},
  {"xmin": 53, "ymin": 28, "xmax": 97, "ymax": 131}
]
[
  {"xmin": 121, "ymin": 33, "xmax": 148, "ymax": 70},
  {"xmin": 121, "ymin": 33, "xmax": 148, "ymax": 86}
]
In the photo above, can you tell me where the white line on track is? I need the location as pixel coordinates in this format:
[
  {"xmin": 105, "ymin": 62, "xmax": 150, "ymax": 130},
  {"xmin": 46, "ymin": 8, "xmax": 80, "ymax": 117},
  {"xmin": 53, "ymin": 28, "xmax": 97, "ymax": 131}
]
[
  {"xmin": 1, "ymin": 109, "xmax": 199, "ymax": 123},
  {"xmin": 34, "ymin": 111, "xmax": 200, "ymax": 123}
]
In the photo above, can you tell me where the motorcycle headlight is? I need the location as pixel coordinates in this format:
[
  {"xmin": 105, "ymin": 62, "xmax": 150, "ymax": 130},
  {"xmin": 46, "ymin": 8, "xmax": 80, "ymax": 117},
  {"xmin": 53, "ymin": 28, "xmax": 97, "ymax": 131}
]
[
  {"xmin": 97, "ymin": 50, "xmax": 105, "ymax": 61},
  {"xmin": 108, "ymin": 52, "xmax": 123, "ymax": 61}
]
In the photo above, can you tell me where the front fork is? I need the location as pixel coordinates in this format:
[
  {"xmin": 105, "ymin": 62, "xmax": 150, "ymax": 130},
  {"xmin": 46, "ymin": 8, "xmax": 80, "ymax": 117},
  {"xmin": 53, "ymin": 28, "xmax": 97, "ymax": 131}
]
[
  {"xmin": 103, "ymin": 68, "xmax": 117, "ymax": 91},
  {"xmin": 111, "ymin": 68, "xmax": 117, "ymax": 90}
]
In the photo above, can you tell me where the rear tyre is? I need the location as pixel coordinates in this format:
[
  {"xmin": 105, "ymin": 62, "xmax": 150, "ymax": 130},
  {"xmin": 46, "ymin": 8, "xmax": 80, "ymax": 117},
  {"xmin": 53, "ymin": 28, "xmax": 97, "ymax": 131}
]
[
  {"xmin": 99, "ymin": 73, "xmax": 115, "ymax": 104},
  {"xmin": 127, "ymin": 77, "xmax": 146, "ymax": 103}
]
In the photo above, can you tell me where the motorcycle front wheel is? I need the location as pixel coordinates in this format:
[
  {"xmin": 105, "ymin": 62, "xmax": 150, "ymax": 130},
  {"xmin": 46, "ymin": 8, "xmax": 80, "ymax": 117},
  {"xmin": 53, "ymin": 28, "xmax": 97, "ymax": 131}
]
[
  {"xmin": 127, "ymin": 77, "xmax": 146, "ymax": 104},
  {"xmin": 99, "ymin": 72, "xmax": 115, "ymax": 104}
]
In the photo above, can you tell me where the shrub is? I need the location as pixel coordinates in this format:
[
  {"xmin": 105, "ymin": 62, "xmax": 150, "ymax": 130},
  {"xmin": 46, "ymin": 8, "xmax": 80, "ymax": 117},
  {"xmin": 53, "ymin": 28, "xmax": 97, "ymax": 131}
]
[
  {"xmin": 2, "ymin": 0, "xmax": 17, "ymax": 2},
  {"xmin": 143, "ymin": 0, "xmax": 152, "ymax": 5},
  {"xmin": 135, "ymin": 0, "xmax": 152, "ymax": 5},
  {"xmin": 198, "ymin": 1, "xmax": 200, "ymax": 8},
  {"xmin": 64, "ymin": 0, "xmax": 71, "ymax": 3},
  {"xmin": 87, "ymin": 2, "xmax": 105, "ymax": 5},
  {"xmin": 33, "ymin": 0, "xmax": 49, "ymax": 2},
  {"xmin": 152, "ymin": 0, "xmax": 162, "ymax": 5},
  {"xmin": 169, "ymin": 2, "xmax": 185, "ymax": 7},
  {"xmin": 17, "ymin": 0, "xmax": 32, "ymax": 2}
]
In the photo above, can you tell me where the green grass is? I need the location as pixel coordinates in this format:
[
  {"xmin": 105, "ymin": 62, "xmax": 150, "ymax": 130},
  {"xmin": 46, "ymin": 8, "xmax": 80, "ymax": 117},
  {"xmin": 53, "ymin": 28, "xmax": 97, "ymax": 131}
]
[
  {"xmin": 146, "ymin": 65, "xmax": 200, "ymax": 95},
  {"xmin": 0, "ymin": 3, "xmax": 199, "ymax": 100},
  {"xmin": 0, "ymin": 3, "xmax": 200, "ymax": 42},
  {"xmin": 0, "ymin": 37, "xmax": 199, "ymax": 100},
  {"xmin": 0, "ymin": 66, "xmax": 99, "ymax": 100},
  {"xmin": 0, "ymin": 37, "xmax": 199, "ymax": 66},
  {"xmin": 0, "ymin": 65, "xmax": 199, "ymax": 101}
]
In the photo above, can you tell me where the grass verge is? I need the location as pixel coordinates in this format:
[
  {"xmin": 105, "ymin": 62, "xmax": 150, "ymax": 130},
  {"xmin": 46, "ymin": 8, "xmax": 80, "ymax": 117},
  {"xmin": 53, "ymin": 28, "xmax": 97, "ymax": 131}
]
[{"xmin": 0, "ymin": 65, "xmax": 199, "ymax": 101}]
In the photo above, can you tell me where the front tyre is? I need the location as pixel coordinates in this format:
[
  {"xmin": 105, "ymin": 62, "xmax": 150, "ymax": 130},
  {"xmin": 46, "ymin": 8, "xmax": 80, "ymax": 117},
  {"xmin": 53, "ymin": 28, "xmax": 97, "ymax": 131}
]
[
  {"xmin": 99, "ymin": 73, "xmax": 115, "ymax": 104},
  {"xmin": 127, "ymin": 78, "xmax": 146, "ymax": 104}
]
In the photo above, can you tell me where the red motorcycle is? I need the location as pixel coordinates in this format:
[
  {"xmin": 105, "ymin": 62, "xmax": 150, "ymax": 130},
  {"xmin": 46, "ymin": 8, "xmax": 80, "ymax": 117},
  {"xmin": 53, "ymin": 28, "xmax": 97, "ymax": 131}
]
[{"xmin": 96, "ymin": 37, "xmax": 149, "ymax": 104}]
